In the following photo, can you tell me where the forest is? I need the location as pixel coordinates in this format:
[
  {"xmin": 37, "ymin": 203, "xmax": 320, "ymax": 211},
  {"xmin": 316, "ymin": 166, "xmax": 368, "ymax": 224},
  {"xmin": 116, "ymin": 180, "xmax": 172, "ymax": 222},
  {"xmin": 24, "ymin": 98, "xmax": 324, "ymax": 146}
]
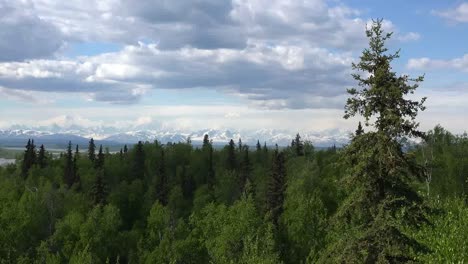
[{"xmin": 0, "ymin": 20, "xmax": 467, "ymax": 264}]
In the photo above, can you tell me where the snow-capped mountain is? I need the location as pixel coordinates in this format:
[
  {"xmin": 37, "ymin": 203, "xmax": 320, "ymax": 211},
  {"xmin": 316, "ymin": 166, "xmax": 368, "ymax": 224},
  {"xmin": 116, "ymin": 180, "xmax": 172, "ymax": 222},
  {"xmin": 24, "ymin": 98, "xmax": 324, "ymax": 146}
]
[{"xmin": 0, "ymin": 126, "xmax": 351, "ymax": 148}]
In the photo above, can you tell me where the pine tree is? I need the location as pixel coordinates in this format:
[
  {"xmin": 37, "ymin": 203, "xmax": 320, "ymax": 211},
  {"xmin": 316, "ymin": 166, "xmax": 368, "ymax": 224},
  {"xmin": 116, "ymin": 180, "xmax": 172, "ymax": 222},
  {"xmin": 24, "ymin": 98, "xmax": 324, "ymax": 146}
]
[
  {"xmin": 239, "ymin": 146, "xmax": 253, "ymax": 195},
  {"xmin": 123, "ymin": 144, "xmax": 128, "ymax": 154},
  {"xmin": 356, "ymin": 121, "xmax": 365, "ymax": 136},
  {"xmin": 226, "ymin": 139, "xmax": 237, "ymax": 171},
  {"xmin": 324, "ymin": 19, "xmax": 428, "ymax": 263},
  {"xmin": 238, "ymin": 138, "xmax": 243, "ymax": 152},
  {"xmin": 181, "ymin": 165, "xmax": 195, "ymax": 200},
  {"xmin": 155, "ymin": 149, "xmax": 168, "ymax": 206},
  {"xmin": 88, "ymin": 138, "xmax": 96, "ymax": 163},
  {"xmin": 37, "ymin": 144, "xmax": 47, "ymax": 168},
  {"xmin": 294, "ymin": 133, "xmax": 304, "ymax": 156},
  {"xmin": 131, "ymin": 141, "xmax": 145, "ymax": 181},
  {"xmin": 64, "ymin": 141, "xmax": 75, "ymax": 188},
  {"xmin": 21, "ymin": 139, "xmax": 37, "ymax": 178},
  {"xmin": 266, "ymin": 149, "xmax": 286, "ymax": 227},
  {"xmin": 202, "ymin": 134, "xmax": 210, "ymax": 149},
  {"xmin": 256, "ymin": 140, "xmax": 261, "ymax": 152},
  {"xmin": 73, "ymin": 145, "xmax": 81, "ymax": 189},
  {"xmin": 207, "ymin": 143, "xmax": 215, "ymax": 189},
  {"xmin": 91, "ymin": 170, "xmax": 107, "ymax": 205},
  {"xmin": 96, "ymin": 145, "xmax": 105, "ymax": 169}
]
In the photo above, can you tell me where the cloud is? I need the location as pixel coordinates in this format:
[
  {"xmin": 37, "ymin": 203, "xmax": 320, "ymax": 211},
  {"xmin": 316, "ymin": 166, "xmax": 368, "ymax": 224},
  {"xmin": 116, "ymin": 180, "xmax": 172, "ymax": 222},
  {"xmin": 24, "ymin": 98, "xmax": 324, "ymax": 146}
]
[
  {"xmin": 407, "ymin": 54, "xmax": 468, "ymax": 72},
  {"xmin": 0, "ymin": 0, "xmax": 421, "ymax": 108},
  {"xmin": 433, "ymin": 2, "xmax": 468, "ymax": 23},
  {"xmin": 0, "ymin": 42, "xmax": 354, "ymax": 108},
  {"xmin": 0, "ymin": 0, "xmax": 64, "ymax": 61}
]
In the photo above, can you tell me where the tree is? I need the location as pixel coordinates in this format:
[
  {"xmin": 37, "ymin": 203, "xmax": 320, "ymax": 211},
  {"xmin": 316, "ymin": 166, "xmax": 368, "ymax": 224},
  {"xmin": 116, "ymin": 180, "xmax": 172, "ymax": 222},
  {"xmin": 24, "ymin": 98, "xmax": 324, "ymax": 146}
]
[
  {"xmin": 21, "ymin": 139, "xmax": 36, "ymax": 178},
  {"xmin": 256, "ymin": 140, "xmax": 262, "ymax": 152},
  {"xmin": 202, "ymin": 134, "xmax": 210, "ymax": 149},
  {"xmin": 131, "ymin": 141, "xmax": 145, "ymax": 181},
  {"xmin": 226, "ymin": 139, "xmax": 237, "ymax": 171},
  {"xmin": 294, "ymin": 133, "xmax": 304, "ymax": 156},
  {"xmin": 92, "ymin": 170, "xmax": 107, "ymax": 205},
  {"xmin": 88, "ymin": 138, "xmax": 96, "ymax": 163},
  {"xmin": 64, "ymin": 141, "xmax": 75, "ymax": 188},
  {"xmin": 239, "ymin": 146, "xmax": 252, "ymax": 195},
  {"xmin": 96, "ymin": 145, "xmax": 105, "ymax": 169},
  {"xmin": 73, "ymin": 145, "xmax": 80, "ymax": 189},
  {"xmin": 155, "ymin": 149, "xmax": 168, "ymax": 206},
  {"xmin": 323, "ymin": 19, "xmax": 428, "ymax": 263},
  {"xmin": 37, "ymin": 144, "xmax": 47, "ymax": 169},
  {"xmin": 356, "ymin": 121, "xmax": 364, "ymax": 136},
  {"xmin": 266, "ymin": 150, "xmax": 287, "ymax": 227}
]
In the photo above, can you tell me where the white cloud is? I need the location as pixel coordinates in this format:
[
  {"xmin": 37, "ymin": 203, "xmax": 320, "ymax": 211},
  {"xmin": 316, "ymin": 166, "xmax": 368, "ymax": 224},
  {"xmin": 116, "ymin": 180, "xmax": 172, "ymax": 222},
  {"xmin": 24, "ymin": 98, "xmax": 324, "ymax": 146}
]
[
  {"xmin": 407, "ymin": 54, "xmax": 468, "ymax": 72},
  {"xmin": 434, "ymin": 2, "xmax": 468, "ymax": 23}
]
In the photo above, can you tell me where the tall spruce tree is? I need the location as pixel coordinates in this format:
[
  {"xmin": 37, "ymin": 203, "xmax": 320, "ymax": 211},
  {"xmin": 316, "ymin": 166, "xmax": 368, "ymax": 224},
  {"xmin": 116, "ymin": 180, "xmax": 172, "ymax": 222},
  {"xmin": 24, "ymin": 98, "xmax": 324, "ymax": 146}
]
[
  {"xmin": 323, "ymin": 19, "xmax": 428, "ymax": 263},
  {"xmin": 226, "ymin": 139, "xmax": 237, "ymax": 171},
  {"xmin": 239, "ymin": 146, "xmax": 252, "ymax": 195},
  {"xmin": 96, "ymin": 145, "xmax": 105, "ymax": 169},
  {"xmin": 88, "ymin": 138, "xmax": 96, "ymax": 163},
  {"xmin": 21, "ymin": 139, "xmax": 37, "ymax": 178},
  {"xmin": 91, "ymin": 169, "xmax": 107, "ymax": 205},
  {"xmin": 73, "ymin": 145, "xmax": 81, "ymax": 189},
  {"xmin": 266, "ymin": 149, "xmax": 286, "ymax": 227},
  {"xmin": 202, "ymin": 134, "xmax": 210, "ymax": 149},
  {"xmin": 155, "ymin": 149, "xmax": 168, "ymax": 206},
  {"xmin": 356, "ymin": 121, "xmax": 365, "ymax": 136},
  {"xmin": 37, "ymin": 144, "xmax": 47, "ymax": 169},
  {"xmin": 294, "ymin": 133, "xmax": 304, "ymax": 156},
  {"xmin": 256, "ymin": 140, "xmax": 262, "ymax": 152},
  {"xmin": 64, "ymin": 141, "xmax": 75, "ymax": 188},
  {"xmin": 131, "ymin": 141, "xmax": 145, "ymax": 181}
]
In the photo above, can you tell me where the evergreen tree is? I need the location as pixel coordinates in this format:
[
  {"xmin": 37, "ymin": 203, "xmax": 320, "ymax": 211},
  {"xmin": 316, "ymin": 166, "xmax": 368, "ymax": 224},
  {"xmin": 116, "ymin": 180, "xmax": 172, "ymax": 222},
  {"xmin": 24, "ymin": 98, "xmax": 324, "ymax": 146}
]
[
  {"xmin": 356, "ymin": 121, "xmax": 365, "ymax": 136},
  {"xmin": 239, "ymin": 146, "xmax": 252, "ymax": 195},
  {"xmin": 202, "ymin": 134, "xmax": 210, "ymax": 149},
  {"xmin": 324, "ymin": 19, "xmax": 428, "ymax": 263},
  {"xmin": 91, "ymin": 170, "xmax": 107, "ymax": 205},
  {"xmin": 266, "ymin": 149, "xmax": 287, "ymax": 227},
  {"xmin": 256, "ymin": 140, "xmax": 262, "ymax": 152},
  {"xmin": 37, "ymin": 144, "xmax": 47, "ymax": 169},
  {"xmin": 155, "ymin": 149, "xmax": 168, "ymax": 206},
  {"xmin": 181, "ymin": 165, "xmax": 195, "ymax": 200},
  {"xmin": 73, "ymin": 145, "xmax": 80, "ymax": 189},
  {"xmin": 294, "ymin": 133, "xmax": 304, "ymax": 156},
  {"xmin": 131, "ymin": 141, "xmax": 145, "ymax": 181},
  {"xmin": 21, "ymin": 139, "xmax": 36, "ymax": 178},
  {"xmin": 207, "ymin": 143, "xmax": 215, "ymax": 189},
  {"xmin": 88, "ymin": 138, "xmax": 96, "ymax": 163},
  {"xmin": 238, "ymin": 138, "xmax": 243, "ymax": 152},
  {"xmin": 123, "ymin": 144, "xmax": 128, "ymax": 154},
  {"xmin": 96, "ymin": 145, "xmax": 105, "ymax": 169},
  {"xmin": 226, "ymin": 139, "xmax": 237, "ymax": 171},
  {"xmin": 64, "ymin": 141, "xmax": 75, "ymax": 188}
]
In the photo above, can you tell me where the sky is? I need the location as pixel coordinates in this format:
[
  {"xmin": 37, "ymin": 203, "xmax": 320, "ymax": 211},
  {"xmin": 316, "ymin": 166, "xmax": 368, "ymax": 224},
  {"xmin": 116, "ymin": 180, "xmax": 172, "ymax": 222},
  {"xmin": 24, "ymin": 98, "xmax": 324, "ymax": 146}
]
[{"xmin": 0, "ymin": 0, "xmax": 467, "ymax": 134}]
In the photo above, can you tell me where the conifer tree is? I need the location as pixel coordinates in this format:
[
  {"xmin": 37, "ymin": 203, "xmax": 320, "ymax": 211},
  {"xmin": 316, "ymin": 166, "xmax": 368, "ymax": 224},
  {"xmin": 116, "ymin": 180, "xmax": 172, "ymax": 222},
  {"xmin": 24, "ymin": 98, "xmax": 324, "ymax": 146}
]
[
  {"xmin": 356, "ymin": 121, "xmax": 365, "ymax": 136},
  {"xmin": 207, "ymin": 143, "xmax": 215, "ymax": 189},
  {"xmin": 239, "ymin": 146, "xmax": 253, "ymax": 195},
  {"xmin": 202, "ymin": 134, "xmax": 210, "ymax": 149},
  {"xmin": 131, "ymin": 141, "xmax": 145, "ymax": 181},
  {"xmin": 238, "ymin": 138, "xmax": 243, "ymax": 152},
  {"xmin": 88, "ymin": 138, "xmax": 96, "ymax": 163},
  {"xmin": 181, "ymin": 165, "xmax": 195, "ymax": 200},
  {"xmin": 226, "ymin": 139, "xmax": 237, "ymax": 171},
  {"xmin": 266, "ymin": 149, "xmax": 286, "ymax": 227},
  {"xmin": 324, "ymin": 19, "xmax": 428, "ymax": 263},
  {"xmin": 21, "ymin": 139, "xmax": 36, "ymax": 178},
  {"xmin": 155, "ymin": 149, "xmax": 168, "ymax": 206},
  {"xmin": 96, "ymin": 145, "xmax": 105, "ymax": 169},
  {"xmin": 91, "ymin": 170, "xmax": 107, "ymax": 205},
  {"xmin": 294, "ymin": 133, "xmax": 304, "ymax": 156},
  {"xmin": 256, "ymin": 140, "xmax": 261, "ymax": 152},
  {"xmin": 64, "ymin": 141, "xmax": 75, "ymax": 188},
  {"xmin": 73, "ymin": 145, "xmax": 81, "ymax": 189},
  {"xmin": 123, "ymin": 144, "xmax": 128, "ymax": 154},
  {"xmin": 37, "ymin": 144, "xmax": 47, "ymax": 169}
]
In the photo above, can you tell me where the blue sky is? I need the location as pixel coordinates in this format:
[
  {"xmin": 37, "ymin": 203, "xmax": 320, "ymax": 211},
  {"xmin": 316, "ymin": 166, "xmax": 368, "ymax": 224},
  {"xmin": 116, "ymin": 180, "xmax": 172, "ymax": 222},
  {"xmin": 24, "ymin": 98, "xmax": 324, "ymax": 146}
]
[{"xmin": 0, "ymin": 0, "xmax": 467, "ymax": 135}]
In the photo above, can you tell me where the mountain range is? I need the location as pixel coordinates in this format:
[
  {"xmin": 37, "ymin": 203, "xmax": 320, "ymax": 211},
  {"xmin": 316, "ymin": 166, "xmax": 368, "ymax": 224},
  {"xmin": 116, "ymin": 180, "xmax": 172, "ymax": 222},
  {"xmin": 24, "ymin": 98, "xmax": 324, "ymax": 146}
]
[{"xmin": 0, "ymin": 125, "xmax": 351, "ymax": 148}]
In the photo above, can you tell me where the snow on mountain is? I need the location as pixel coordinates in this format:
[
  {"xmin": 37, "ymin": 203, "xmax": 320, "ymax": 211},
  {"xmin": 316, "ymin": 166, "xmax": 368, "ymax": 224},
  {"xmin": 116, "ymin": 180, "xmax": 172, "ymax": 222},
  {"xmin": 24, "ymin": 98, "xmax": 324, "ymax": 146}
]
[{"xmin": 0, "ymin": 125, "xmax": 351, "ymax": 147}]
